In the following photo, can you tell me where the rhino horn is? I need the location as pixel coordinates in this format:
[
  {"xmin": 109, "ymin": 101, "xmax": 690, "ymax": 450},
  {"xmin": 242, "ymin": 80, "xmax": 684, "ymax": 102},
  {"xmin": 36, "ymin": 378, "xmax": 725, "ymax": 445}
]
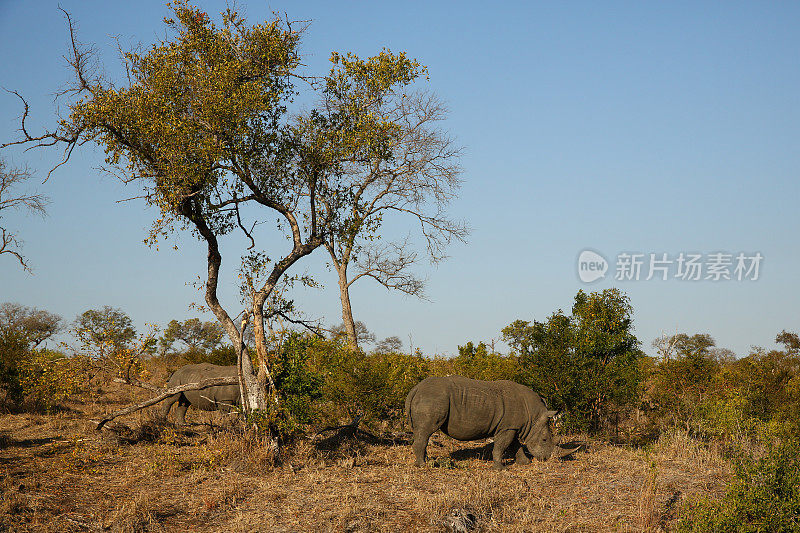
[{"xmin": 555, "ymin": 441, "xmax": 583, "ymax": 459}]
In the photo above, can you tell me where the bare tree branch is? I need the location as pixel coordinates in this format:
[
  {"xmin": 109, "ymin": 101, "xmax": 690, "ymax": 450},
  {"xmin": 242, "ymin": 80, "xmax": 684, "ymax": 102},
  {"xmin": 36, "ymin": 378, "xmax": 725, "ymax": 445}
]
[{"xmin": 0, "ymin": 159, "xmax": 49, "ymax": 272}]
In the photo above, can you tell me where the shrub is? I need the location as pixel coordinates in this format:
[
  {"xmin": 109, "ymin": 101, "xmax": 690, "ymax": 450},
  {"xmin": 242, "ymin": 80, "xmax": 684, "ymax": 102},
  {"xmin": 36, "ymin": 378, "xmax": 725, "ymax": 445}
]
[
  {"xmin": 452, "ymin": 341, "xmax": 518, "ymax": 381},
  {"xmin": 0, "ymin": 303, "xmax": 62, "ymax": 408},
  {"xmin": 679, "ymin": 441, "xmax": 800, "ymax": 532},
  {"xmin": 182, "ymin": 345, "xmax": 238, "ymax": 366},
  {"xmin": 251, "ymin": 332, "xmax": 323, "ymax": 441},
  {"xmin": 308, "ymin": 337, "xmax": 429, "ymax": 425},
  {"xmin": 648, "ymin": 350, "xmax": 720, "ymax": 432},
  {"xmin": 505, "ymin": 289, "xmax": 645, "ymax": 433},
  {"xmin": 17, "ymin": 349, "xmax": 89, "ymax": 410}
]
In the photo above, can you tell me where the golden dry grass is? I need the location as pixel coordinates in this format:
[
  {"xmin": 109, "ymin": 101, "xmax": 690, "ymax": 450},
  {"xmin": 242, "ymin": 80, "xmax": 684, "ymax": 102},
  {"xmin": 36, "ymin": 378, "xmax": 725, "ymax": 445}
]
[{"xmin": 0, "ymin": 387, "xmax": 730, "ymax": 532}]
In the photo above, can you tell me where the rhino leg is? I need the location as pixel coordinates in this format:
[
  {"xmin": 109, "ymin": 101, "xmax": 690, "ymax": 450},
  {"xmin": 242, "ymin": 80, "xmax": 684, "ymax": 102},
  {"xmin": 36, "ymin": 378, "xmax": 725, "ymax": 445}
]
[
  {"xmin": 160, "ymin": 393, "xmax": 180, "ymax": 420},
  {"xmin": 412, "ymin": 427, "xmax": 435, "ymax": 466},
  {"xmin": 514, "ymin": 442, "xmax": 531, "ymax": 465},
  {"xmin": 174, "ymin": 395, "xmax": 190, "ymax": 425},
  {"xmin": 492, "ymin": 430, "xmax": 516, "ymax": 470}
]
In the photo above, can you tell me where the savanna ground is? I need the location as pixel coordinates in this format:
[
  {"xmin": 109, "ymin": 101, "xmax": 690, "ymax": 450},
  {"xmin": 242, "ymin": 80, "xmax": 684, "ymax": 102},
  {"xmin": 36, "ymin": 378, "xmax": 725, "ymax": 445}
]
[{"xmin": 0, "ymin": 384, "xmax": 729, "ymax": 533}]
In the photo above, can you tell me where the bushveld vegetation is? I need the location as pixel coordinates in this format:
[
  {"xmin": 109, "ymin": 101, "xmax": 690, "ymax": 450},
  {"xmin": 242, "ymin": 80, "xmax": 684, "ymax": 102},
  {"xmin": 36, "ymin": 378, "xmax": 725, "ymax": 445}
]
[
  {"xmin": 0, "ymin": 2, "xmax": 796, "ymax": 531},
  {"xmin": 1, "ymin": 289, "xmax": 798, "ymax": 531}
]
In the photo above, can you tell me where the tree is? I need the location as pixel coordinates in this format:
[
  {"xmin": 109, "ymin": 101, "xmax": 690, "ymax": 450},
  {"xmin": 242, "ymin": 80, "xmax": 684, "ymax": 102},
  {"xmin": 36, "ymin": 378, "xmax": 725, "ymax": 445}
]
[
  {"xmin": 159, "ymin": 318, "xmax": 224, "ymax": 355},
  {"xmin": 3, "ymin": 3, "xmax": 439, "ymax": 422},
  {"xmin": 0, "ymin": 303, "xmax": 62, "ymax": 404},
  {"xmin": 647, "ymin": 333, "xmax": 721, "ymax": 429},
  {"xmin": 503, "ymin": 289, "xmax": 645, "ymax": 432},
  {"xmin": 373, "ymin": 335, "xmax": 402, "ymax": 354},
  {"xmin": 0, "ymin": 158, "xmax": 48, "ymax": 271},
  {"xmin": 776, "ymin": 330, "xmax": 800, "ymax": 354},
  {"xmin": 330, "ymin": 320, "xmax": 375, "ymax": 347},
  {"xmin": 453, "ymin": 340, "xmax": 518, "ymax": 381},
  {"xmin": 73, "ymin": 306, "xmax": 156, "ymax": 383},
  {"xmin": 317, "ymin": 67, "xmax": 466, "ymax": 349},
  {"xmin": 74, "ymin": 306, "xmax": 137, "ymax": 358}
]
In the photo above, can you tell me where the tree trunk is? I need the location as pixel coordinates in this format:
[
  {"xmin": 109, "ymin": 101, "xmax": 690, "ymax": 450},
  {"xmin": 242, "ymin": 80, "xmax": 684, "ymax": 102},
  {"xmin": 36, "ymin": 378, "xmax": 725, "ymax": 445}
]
[
  {"xmin": 337, "ymin": 268, "xmax": 359, "ymax": 350},
  {"xmin": 251, "ymin": 295, "xmax": 277, "ymax": 404},
  {"xmin": 181, "ymin": 199, "xmax": 266, "ymax": 415}
]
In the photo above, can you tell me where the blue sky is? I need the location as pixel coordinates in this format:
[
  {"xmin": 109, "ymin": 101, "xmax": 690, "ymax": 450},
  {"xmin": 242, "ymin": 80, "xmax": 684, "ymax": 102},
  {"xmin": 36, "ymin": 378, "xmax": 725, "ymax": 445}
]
[{"xmin": 1, "ymin": 1, "xmax": 798, "ymax": 356}]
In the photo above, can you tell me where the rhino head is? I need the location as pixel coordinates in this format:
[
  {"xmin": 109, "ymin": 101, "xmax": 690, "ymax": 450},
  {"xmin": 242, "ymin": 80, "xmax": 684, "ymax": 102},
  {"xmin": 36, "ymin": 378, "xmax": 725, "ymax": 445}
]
[{"xmin": 523, "ymin": 409, "xmax": 559, "ymax": 461}]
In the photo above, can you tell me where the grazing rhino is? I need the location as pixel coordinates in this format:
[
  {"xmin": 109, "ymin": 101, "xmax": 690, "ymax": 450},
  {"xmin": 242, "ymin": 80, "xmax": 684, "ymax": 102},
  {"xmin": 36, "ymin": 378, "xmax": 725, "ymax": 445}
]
[
  {"xmin": 160, "ymin": 363, "xmax": 240, "ymax": 424},
  {"xmin": 405, "ymin": 375, "xmax": 559, "ymax": 470}
]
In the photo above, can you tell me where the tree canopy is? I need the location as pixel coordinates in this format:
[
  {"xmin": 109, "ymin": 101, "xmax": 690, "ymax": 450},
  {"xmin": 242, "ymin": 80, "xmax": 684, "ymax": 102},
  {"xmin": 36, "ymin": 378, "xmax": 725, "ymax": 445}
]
[
  {"xmin": 3, "ymin": 1, "xmax": 442, "ymax": 418},
  {"xmin": 503, "ymin": 289, "xmax": 645, "ymax": 431}
]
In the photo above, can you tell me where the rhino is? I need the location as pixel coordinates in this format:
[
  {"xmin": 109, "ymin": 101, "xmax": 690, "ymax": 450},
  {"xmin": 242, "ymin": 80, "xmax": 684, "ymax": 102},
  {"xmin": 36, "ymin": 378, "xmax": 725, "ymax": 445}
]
[
  {"xmin": 405, "ymin": 375, "xmax": 561, "ymax": 470},
  {"xmin": 160, "ymin": 363, "xmax": 241, "ymax": 424}
]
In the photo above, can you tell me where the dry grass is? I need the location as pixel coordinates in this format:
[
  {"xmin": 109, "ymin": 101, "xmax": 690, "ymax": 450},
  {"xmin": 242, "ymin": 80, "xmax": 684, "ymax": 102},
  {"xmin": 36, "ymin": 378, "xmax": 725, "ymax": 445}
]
[{"xmin": 0, "ymin": 386, "xmax": 730, "ymax": 532}]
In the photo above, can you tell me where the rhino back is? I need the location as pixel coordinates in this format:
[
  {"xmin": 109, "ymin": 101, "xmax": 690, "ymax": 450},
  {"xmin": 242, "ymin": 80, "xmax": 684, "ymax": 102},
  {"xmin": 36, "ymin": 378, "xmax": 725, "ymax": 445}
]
[
  {"xmin": 412, "ymin": 376, "xmax": 531, "ymax": 441},
  {"xmin": 167, "ymin": 363, "xmax": 240, "ymax": 411}
]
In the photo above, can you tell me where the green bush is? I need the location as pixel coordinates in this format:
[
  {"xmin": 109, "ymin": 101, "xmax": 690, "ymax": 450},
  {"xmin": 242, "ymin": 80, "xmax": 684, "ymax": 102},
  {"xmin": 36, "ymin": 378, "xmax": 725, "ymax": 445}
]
[
  {"xmin": 452, "ymin": 341, "xmax": 518, "ymax": 381},
  {"xmin": 17, "ymin": 350, "xmax": 89, "ymax": 411},
  {"xmin": 267, "ymin": 332, "xmax": 323, "ymax": 438},
  {"xmin": 649, "ymin": 350, "xmax": 720, "ymax": 432},
  {"xmin": 0, "ymin": 303, "xmax": 63, "ymax": 408},
  {"xmin": 182, "ymin": 345, "xmax": 238, "ymax": 366},
  {"xmin": 679, "ymin": 441, "xmax": 800, "ymax": 532},
  {"xmin": 308, "ymin": 337, "xmax": 429, "ymax": 425},
  {"xmin": 504, "ymin": 289, "xmax": 645, "ymax": 433}
]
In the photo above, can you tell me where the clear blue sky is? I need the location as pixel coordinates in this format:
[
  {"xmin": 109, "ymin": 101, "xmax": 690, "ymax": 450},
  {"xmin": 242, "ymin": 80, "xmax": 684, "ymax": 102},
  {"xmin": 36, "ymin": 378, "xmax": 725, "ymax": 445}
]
[{"xmin": 1, "ymin": 1, "xmax": 798, "ymax": 357}]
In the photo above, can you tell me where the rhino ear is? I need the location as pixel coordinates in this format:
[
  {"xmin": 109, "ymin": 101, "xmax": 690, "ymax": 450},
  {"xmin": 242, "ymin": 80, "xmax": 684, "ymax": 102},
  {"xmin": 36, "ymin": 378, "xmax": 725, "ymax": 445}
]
[{"xmin": 545, "ymin": 410, "xmax": 558, "ymax": 418}]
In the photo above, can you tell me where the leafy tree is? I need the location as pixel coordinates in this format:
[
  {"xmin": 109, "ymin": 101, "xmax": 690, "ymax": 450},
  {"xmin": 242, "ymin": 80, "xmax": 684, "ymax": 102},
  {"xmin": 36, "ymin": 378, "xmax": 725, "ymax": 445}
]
[
  {"xmin": 453, "ymin": 341, "xmax": 517, "ymax": 381},
  {"xmin": 0, "ymin": 158, "xmax": 48, "ymax": 272},
  {"xmin": 504, "ymin": 289, "xmax": 644, "ymax": 432},
  {"xmin": 649, "ymin": 333, "xmax": 720, "ymax": 431},
  {"xmin": 3, "ymin": 2, "xmax": 441, "ymax": 420},
  {"xmin": 373, "ymin": 335, "xmax": 403, "ymax": 354},
  {"xmin": 74, "ymin": 306, "xmax": 136, "ymax": 357},
  {"xmin": 73, "ymin": 306, "xmax": 156, "ymax": 383},
  {"xmin": 0, "ymin": 303, "xmax": 62, "ymax": 405},
  {"xmin": 318, "ymin": 62, "xmax": 467, "ymax": 349},
  {"xmin": 159, "ymin": 318, "xmax": 224, "ymax": 355}
]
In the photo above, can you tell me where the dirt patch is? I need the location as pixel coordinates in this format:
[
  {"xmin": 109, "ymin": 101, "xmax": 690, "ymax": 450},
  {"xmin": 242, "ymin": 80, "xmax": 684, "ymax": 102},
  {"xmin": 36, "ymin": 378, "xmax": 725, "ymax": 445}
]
[{"xmin": 0, "ymin": 399, "xmax": 729, "ymax": 532}]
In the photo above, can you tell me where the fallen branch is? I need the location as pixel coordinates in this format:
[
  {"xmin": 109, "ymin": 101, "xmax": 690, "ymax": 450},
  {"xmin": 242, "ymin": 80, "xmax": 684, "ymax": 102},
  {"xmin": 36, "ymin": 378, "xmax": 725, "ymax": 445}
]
[
  {"xmin": 112, "ymin": 377, "xmax": 164, "ymax": 393},
  {"xmin": 95, "ymin": 376, "xmax": 239, "ymax": 430}
]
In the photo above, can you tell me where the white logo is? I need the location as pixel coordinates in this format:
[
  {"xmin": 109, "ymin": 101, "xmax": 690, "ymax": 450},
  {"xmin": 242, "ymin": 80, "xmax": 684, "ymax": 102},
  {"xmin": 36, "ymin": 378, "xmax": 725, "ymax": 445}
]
[{"xmin": 578, "ymin": 250, "xmax": 608, "ymax": 283}]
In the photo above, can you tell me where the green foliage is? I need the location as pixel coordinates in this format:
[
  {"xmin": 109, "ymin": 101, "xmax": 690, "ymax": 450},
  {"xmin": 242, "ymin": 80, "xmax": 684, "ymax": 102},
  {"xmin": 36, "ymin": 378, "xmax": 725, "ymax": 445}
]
[
  {"xmin": 159, "ymin": 318, "xmax": 224, "ymax": 354},
  {"xmin": 453, "ymin": 341, "xmax": 518, "ymax": 381},
  {"xmin": 66, "ymin": 1, "xmax": 302, "ymax": 214},
  {"xmin": 72, "ymin": 306, "xmax": 156, "ymax": 384},
  {"xmin": 181, "ymin": 345, "xmax": 238, "ymax": 366},
  {"xmin": 649, "ymin": 344, "xmax": 720, "ymax": 431},
  {"xmin": 309, "ymin": 337, "xmax": 429, "ymax": 424},
  {"xmin": 73, "ymin": 306, "xmax": 136, "ymax": 356},
  {"xmin": 247, "ymin": 332, "xmax": 323, "ymax": 440},
  {"xmin": 504, "ymin": 289, "xmax": 645, "ymax": 433},
  {"xmin": 679, "ymin": 441, "xmax": 800, "ymax": 532},
  {"xmin": 273, "ymin": 333, "xmax": 323, "ymax": 423},
  {"xmin": 17, "ymin": 349, "xmax": 89, "ymax": 411},
  {"xmin": 645, "ymin": 331, "xmax": 800, "ymax": 442},
  {"xmin": 0, "ymin": 303, "xmax": 62, "ymax": 407}
]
